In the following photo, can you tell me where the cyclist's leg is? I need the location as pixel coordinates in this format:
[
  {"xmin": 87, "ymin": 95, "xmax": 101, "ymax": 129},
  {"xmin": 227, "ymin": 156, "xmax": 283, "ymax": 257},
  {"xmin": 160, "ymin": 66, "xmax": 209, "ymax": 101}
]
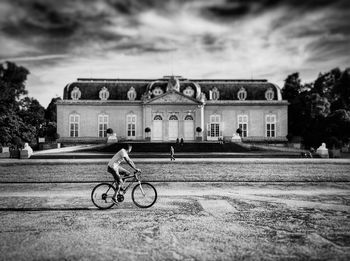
[
  {"xmin": 118, "ymin": 165, "xmax": 131, "ymax": 179},
  {"xmin": 107, "ymin": 166, "xmax": 121, "ymax": 199}
]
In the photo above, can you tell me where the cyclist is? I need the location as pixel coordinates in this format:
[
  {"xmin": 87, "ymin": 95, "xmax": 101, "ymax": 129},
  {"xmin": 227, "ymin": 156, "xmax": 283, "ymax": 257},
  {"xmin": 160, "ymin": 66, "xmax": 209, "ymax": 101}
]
[{"xmin": 107, "ymin": 144, "xmax": 140, "ymax": 203}]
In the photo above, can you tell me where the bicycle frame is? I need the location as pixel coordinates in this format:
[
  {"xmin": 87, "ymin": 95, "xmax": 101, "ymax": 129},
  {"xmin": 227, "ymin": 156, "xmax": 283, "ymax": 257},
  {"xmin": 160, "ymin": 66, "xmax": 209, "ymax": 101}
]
[{"xmin": 112, "ymin": 172, "xmax": 143, "ymax": 195}]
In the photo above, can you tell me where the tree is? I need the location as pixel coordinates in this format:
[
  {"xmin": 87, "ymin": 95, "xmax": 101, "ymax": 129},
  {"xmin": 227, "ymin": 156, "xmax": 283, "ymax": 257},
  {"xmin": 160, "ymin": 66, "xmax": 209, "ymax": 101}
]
[
  {"xmin": 0, "ymin": 61, "xmax": 45, "ymax": 147},
  {"xmin": 332, "ymin": 68, "xmax": 350, "ymax": 111},
  {"xmin": 45, "ymin": 97, "xmax": 61, "ymax": 122},
  {"xmin": 283, "ymin": 68, "xmax": 350, "ymax": 148},
  {"xmin": 0, "ymin": 62, "xmax": 29, "ymax": 113},
  {"xmin": 281, "ymin": 73, "xmax": 303, "ymax": 101},
  {"xmin": 282, "ymin": 73, "xmax": 310, "ymax": 138},
  {"xmin": 39, "ymin": 97, "xmax": 62, "ymax": 141}
]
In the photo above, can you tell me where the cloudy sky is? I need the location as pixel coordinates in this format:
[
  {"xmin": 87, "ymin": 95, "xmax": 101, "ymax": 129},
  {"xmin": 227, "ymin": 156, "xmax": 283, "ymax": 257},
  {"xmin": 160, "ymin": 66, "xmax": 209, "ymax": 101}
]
[{"xmin": 1, "ymin": 0, "xmax": 349, "ymax": 106}]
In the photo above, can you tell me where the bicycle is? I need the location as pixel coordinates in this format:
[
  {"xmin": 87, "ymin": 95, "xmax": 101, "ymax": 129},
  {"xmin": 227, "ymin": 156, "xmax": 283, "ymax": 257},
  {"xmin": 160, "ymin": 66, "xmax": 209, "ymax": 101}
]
[{"xmin": 91, "ymin": 170, "xmax": 157, "ymax": 210}]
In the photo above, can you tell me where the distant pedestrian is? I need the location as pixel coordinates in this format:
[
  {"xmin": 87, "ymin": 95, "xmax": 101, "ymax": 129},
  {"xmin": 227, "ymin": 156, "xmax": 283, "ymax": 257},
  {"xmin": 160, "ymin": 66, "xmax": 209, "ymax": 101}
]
[
  {"xmin": 170, "ymin": 146, "xmax": 175, "ymax": 161},
  {"xmin": 180, "ymin": 138, "xmax": 184, "ymax": 146}
]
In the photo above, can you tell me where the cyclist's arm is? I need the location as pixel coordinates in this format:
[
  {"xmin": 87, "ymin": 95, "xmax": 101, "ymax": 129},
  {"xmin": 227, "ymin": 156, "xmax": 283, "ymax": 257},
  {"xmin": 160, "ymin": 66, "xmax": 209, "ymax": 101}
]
[{"xmin": 124, "ymin": 156, "xmax": 138, "ymax": 171}]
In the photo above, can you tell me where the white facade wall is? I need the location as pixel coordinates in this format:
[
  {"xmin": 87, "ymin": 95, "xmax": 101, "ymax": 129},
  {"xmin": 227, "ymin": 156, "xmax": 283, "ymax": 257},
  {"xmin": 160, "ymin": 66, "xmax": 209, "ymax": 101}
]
[
  {"xmin": 57, "ymin": 102, "xmax": 288, "ymax": 142},
  {"xmin": 57, "ymin": 104, "xmax": 143, "ymax": 140},
  {"xmin": 204, "ymin": 105, "xmax": 288, "ymax": 140}
]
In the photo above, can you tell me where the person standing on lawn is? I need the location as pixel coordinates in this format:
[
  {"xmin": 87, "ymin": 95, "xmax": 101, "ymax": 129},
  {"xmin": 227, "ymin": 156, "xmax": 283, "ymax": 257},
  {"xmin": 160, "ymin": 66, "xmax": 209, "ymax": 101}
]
[{"xmin": 170, "ymin": 146, "xmax": 175, "ymax": 161}]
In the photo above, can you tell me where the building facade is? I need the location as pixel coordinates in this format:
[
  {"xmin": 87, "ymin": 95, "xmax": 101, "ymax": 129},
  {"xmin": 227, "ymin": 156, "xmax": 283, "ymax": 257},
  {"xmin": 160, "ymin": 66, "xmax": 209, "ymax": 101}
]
[{"xmin": 57, "ymin": 76, "xmax": 288, "ymax": 142}]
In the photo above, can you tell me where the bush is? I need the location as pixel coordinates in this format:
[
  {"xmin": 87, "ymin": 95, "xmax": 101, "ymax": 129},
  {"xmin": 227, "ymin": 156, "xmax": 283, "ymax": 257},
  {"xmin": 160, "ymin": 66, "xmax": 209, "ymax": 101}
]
[
  {"xmin": 196, "ymin": 127, "xmax": 202, "ymax": 133},
  {"xmin": 145, "ymin": 127, "xmax": 151, "ymax": 133},
  {"xmin": 327, "ymin": 136, "xmax": 341, "ymax": 149},
  {"xmin": 11, "ymin": 136, "xmax": 23, "ymax": 149},
  {"xmin": 54, "ymin": 133, "xmax": 60, "ymax": 140}
]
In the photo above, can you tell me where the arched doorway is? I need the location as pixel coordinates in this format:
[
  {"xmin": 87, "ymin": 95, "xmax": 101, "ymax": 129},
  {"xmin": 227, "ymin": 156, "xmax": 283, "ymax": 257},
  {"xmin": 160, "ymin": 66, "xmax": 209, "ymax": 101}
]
[
  {"xmin": 184, "ymin": 115, "xmax": 194, "ymax": 140},
  {"xmin": 152, "ymin": 115, "xmax": 163, "ymax": 141},
  {"xmin": 168, "ymin": 115, "xmax": 178, "ymax": 141}
]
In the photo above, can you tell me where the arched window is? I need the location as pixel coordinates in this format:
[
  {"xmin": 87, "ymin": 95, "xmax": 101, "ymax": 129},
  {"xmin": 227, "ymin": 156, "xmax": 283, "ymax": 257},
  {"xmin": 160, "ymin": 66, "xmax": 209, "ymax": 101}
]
[
  {"xmin": 69, "ymin": 114, "xmax": 80, "ymax": 137},
  {"xmin": 127, "ymin": 87, "xmax": 137, "ymax": 101},
  {"xmin": 154, "ymin": 115, "xmax": 162, "ymax": 121},
  {"xmin": 265, "ymin": 88, "xmax": 275, "ymax": 100},
  {"xmin": 237, "ymin": 87, "xmax": 247, "ymax": 101},
  {"xmin": 71, "ymin": 87, "xmax": 81, "ymax": 100},
  {"xmin": 210, "ymin": 87, "xmax": 219, "ymax": 100},
  {"xmin": 99, "ymin": 87, "xmax": 109, "ymax": 100},
  {"xmin": 98, "ymin": 114, "xmax": 108, "ymax": 137},
  {"xmin": 183, "ymin": 86, "xmax": 194, "ymax": 97},
  {"xmin": 152, "ymin": 87, "xmax": 163, "ymax": 96},
  {"xmin": 185, "ymin": 115, "xmax": 193, "ymax": 120},
  {"xmin": 169, "ymin": 115, "xmax": 178, "ymax": 120}
]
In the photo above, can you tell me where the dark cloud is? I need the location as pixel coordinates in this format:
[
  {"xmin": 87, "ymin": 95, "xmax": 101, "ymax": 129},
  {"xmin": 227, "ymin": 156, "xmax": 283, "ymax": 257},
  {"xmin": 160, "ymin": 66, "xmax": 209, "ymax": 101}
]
[
  {"xmin": 205, "ymin": 4, "xmax": 251, "ymax": 18},
  {"xmin": 202, "ymin": 0, "xmax": 350, "ymax": 20},
  {"xmin": 0, "ymin": 0, "xmax": 134, "ymax": 57},
  {"xmin": 112, "ymin": 42, "xmax": 176, "ymax": 54}
]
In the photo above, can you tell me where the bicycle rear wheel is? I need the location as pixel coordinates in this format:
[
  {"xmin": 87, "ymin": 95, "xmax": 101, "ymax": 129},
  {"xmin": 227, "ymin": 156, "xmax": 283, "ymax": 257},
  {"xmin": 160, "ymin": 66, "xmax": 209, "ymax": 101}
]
[
  {"xmin": 91, "ymin": 183, "xmax": 116, "ymax": 210},
  {"xmin": 132, "ymin": 182, "xmax": 157, "ymax": 208}
]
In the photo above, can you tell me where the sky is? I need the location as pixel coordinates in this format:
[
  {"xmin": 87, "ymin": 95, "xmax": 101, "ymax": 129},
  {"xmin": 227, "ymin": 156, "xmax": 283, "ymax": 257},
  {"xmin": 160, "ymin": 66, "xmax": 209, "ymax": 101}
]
[{"xmin": 0, "ymin": 0, "xmax": 349, "ymax": 107}]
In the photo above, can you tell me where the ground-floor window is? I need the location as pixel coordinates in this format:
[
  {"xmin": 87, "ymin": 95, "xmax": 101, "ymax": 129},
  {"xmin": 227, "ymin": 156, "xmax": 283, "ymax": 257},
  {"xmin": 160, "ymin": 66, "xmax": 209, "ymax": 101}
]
[
  {"xmin": 238, "ymin": 115, "xmax": 248, "ymax": 137},
  {"xmin": 208, "ymin": 115, "xmax": 221, "ymax": 137},
  {"xmin": 266, "ymin": 114, "xmax": 276, "ymax": 137},
  {"xmin": 98, "ymin": 114, "xmax": 108, "ymax": 137},
  {"xmin": 69, "ymin": 114, "xmax": 79, "ymax": 137},
  {"xmin": 127, "ymin": 114, "xmax": 136, "ymax": 138}
]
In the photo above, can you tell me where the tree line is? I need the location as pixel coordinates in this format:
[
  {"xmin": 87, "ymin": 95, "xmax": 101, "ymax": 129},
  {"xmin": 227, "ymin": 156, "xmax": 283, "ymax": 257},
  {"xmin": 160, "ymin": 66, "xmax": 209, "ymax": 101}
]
[
  {"xmin": 0, "ymin": 62, "xmax": 60, "ymax": 149},
  {"xmin": 1, "ymin": 61, "xmax": 349, "ymax": 150},
  {"xmin": 282, "ymin": 68, "xmax": 350, "ymax": 149}
]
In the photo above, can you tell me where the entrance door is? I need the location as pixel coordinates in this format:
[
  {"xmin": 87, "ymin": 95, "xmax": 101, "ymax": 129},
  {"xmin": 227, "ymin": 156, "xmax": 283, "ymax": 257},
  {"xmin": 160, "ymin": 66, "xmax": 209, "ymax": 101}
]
[
  {"xmin": 168, "ymin": 115, "xmax": 178, "ymax": 141},
  {"xmin": 184, "ymin": 115, "xmax": 194, "ymax": 140},
  {"xmin": 152, "ymin": 115, "xmax": 163, "ymax": 141}
]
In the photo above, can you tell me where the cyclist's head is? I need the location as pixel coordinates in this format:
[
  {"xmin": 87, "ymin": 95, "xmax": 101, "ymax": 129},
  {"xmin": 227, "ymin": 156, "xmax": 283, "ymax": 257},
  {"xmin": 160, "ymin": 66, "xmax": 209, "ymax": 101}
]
[{"xmin": 127, "ymin": 144, "xmax": 132, "ymax": 153}]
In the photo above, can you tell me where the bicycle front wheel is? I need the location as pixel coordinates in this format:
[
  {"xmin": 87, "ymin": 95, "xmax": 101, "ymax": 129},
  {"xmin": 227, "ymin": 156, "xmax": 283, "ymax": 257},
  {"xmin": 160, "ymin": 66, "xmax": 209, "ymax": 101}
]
[
  {"xmin": 132, "ymin": 182, "xmax": 157, "ymax": 208},
  {"xmin": 91, "ymin": 183, "xmax": 116, "ymax": 210}
]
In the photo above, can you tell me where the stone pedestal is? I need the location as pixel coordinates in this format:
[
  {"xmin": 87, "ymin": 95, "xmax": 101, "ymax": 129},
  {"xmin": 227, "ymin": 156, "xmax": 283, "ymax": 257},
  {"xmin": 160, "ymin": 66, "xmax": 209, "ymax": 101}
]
[
  {"xmin": 316, "ymin": 143, "xmax": 329, "ymax": 158},
  {"xmin": 107, "ymin": 133, "xmax": 118, "ymax": 143},
  {"xmin": 231, "ymin": 133, "xmax": 242, "ymax": 142},
  {"xmin": 0, "ymin": 147, "xmax": 10, "ymax": 158},
  {"xmin": 20, "ymin": 150, "xmax": 29, "ymax": 159}
]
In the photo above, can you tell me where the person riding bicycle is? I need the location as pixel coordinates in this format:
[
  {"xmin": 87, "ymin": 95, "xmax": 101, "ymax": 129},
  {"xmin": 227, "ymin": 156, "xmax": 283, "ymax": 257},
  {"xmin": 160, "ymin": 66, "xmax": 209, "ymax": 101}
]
[{"xmin": 107, "ymin": 144, "xmax": 140, "ymax": 203}]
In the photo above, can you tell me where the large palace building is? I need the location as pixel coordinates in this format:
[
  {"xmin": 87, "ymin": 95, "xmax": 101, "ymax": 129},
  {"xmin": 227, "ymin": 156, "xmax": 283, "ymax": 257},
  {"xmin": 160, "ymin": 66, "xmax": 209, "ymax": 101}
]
[{"xmin": 57, "ymin": 76, "xmax": 288, "ymax": 143}]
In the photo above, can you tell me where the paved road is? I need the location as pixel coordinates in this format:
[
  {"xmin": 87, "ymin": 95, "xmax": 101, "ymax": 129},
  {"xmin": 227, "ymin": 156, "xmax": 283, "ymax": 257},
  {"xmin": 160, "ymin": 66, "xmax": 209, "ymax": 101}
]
[{"xmin": 0, "ymin": 161, "xmax": 350, "ymax": 260}]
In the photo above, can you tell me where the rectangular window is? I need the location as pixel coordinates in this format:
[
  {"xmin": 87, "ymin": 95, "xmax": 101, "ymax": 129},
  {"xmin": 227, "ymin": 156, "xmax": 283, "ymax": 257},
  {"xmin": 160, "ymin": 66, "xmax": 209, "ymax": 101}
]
[
  {"xmin": 98, "ymin": 115, "xmax": 108, "ymax": 137},
  {"xmin": 69, "ymin": 115, "xmax": 79, "ymax": 137},
  {"xmin": 266, "ymin": 114, "xmax": 276, "ymax": 137},
  {"xmin": 209, "ymin": 115, "xmax": 221, "ymax": 138},
  {"xmin": 238, "ymin": 115, "xmax": 248, "ymax": 137},
  {"xmin": 127, "ymin": 115, "xmax": 136, "ymax": 138},
  {"xmin": 210, "ymin": 123, "xmax": 220, "ymax": 137}
]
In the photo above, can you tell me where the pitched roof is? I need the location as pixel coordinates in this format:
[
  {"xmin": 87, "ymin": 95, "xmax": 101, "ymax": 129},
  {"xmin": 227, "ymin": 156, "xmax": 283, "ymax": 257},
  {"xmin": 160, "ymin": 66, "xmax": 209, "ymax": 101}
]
[{"xmin": 63, "ymin": 77, "xmax": 282, "ymax": 101}]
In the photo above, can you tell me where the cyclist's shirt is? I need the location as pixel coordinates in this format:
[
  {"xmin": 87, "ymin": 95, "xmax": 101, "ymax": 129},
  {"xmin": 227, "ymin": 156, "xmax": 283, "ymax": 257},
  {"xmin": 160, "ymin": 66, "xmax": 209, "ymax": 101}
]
[{"xmin": 108, "ymin": 149, "xmax": 129, "ymax": 169}]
